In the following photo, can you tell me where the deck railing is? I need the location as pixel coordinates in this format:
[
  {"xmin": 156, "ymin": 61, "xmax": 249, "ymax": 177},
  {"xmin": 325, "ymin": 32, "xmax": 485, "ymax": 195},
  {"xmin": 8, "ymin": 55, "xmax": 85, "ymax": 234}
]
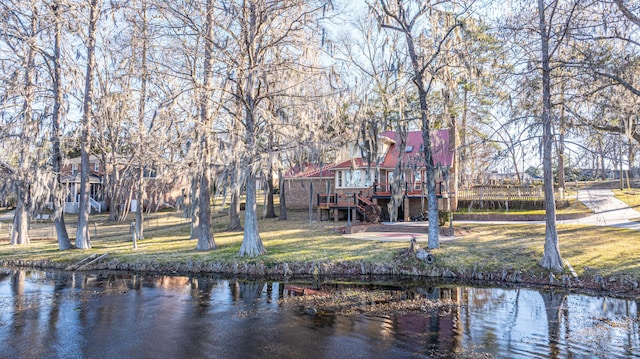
[
  {"xmin": 317, "ymin": 193, "xmax": 356, "ymax": 208},
  {"xmin": 89, "ymin": 197, "xmax": 101, "ymax": 213},
  {"xmin": 317, "ymin": 192, "xmax": 376, "ymax": 208},
  {"xmin": 372, "ymin": 181, "xmax": 444, "ymax": 196}
]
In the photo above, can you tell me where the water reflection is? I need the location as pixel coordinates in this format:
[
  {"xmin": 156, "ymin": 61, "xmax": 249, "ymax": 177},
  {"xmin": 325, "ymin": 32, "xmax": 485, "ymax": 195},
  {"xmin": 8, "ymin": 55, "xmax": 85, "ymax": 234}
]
[{"xmin": 0, "ymin": 269, "xmax": 638, "ymax": 359}]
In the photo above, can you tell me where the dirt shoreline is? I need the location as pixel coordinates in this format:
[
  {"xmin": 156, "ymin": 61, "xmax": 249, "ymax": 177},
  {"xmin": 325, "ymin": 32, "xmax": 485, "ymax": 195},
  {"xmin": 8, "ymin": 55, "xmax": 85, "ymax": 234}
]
[{"xmin": 2, "ymin": 255, "xmax": 638, "ymax": 300}]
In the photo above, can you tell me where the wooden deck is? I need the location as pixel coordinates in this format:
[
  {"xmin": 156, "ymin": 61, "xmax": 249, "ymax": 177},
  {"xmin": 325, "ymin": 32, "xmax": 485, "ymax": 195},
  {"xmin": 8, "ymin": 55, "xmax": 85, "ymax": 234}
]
[
  {"xmin": 317, "ymin": 193, "xmax": 379, "ymax": 222},
  {"xmin": 317, "ymin": 193, "xmax": 356, "ymax": 209}
]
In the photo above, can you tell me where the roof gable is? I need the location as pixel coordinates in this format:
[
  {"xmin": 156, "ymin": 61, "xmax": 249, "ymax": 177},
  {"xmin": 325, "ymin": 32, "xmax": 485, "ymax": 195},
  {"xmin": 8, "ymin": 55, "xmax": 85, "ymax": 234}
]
[
  {"xmin": 331, "ymin": 129, "xmax": 452, "ymax": 171},
  {"xmin": 379, "ymin": 130, "xmax": 452, "ymax": 168}
]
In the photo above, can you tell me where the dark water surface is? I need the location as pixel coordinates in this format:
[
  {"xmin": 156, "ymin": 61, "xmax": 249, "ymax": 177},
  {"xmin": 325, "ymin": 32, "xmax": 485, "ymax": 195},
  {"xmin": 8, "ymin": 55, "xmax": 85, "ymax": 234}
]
[{"xmin": 0, "ymin": 269, "xmax": 638, "ymax": 359}]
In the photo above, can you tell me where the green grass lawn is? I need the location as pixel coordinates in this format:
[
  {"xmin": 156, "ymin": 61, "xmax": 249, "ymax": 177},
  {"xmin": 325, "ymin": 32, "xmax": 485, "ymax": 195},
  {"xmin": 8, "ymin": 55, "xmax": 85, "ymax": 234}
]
[
  {"xmin": 434, "ymin": 222, "xmax": 640, "ymax": 279},
  {"xmin": 613, "ymin": 189, "xmax": 640, "ymax": 209},
  {"xmin": 0, "ymin": 210, "xmax": 407, "ymax": 267},
  {"xmin": 1, "ymin": 209, "xmax": 639, "ymax": 286}
]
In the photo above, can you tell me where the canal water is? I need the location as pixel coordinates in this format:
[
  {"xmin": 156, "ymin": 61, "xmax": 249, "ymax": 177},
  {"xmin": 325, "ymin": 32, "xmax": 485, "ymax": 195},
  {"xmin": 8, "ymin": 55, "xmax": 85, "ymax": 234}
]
[{"xmin": 0, "ymin": 269, "xmax": 638, "ymax": 359}]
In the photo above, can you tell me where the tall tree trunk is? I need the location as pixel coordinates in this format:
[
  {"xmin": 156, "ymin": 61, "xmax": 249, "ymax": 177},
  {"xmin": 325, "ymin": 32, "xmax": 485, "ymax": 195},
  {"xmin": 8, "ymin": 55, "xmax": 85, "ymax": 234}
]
[
  {"xmin": 265, "ymin": 164, "xmax": 276, "ymax": 218},
  {"xmin": 538, "ymin": 0, "xmax": 563, "ymax": 271},
  {"xmin": 227, "ymin": 161, "xmax": 243, "ymax": 231},
  {"xmin": 10, "ymin": 184, "xmax": 30, "ymax": 245},
  {"xmin": 629, "ymin": 139, "xmax": 636, "ymax": 180},
  {"xmin": 11, "ymin": 4, "xmax": 37, "ymax": 246},
  {"xmin": 108, "ymin": 165, "xmax": 125, "ymax": 222},
  {"xmin": 238, "ymin": 172, "xmax": 266, "ymax": 257},
  {"xmin": 76, "ymin": 0, "xmax": 101, "ymax": 249},
  {"xmin": 405, "ymin": 33, "xmax": 440, "ymax": 249},
  {"xmin": 598, "ymin": 139, "xmax": 606, "ymax": 180},
  {"xmin": 51, "ymin": 0, "xmax": 70, "ymax": 249},
  {"xmin": 190, "ymin": 175, "xmax": 200, "ymax": 239},
  {"xmin": 449, "ymin": 114, "xmax": 458, "ymax": 211},
  {"xmin": 278, "ymin": 168, "xmax": 287, "ymax": 220},
  {"xmin": 135, "ymin": 0, "xmax": 149, "ymax": 244},
  {"xmin": 556, "ymin": 130, "xmax": 565, "ymax": 196},
  {"xmin": 194, "ymin": 0, "xmax": 216, "ymax": 250},
  {"xmin": 236, "ymin": 1, "xmax": 265, "ymax": 255},
  {"xmin": 237, "ymin": 2, "xmax": 265, "ymax": 256},
  {"xmin": 134, "ymin": 165, "xmax": 144, "ymax": 247},
  {"xmin": 196, "ymin": 159, "xmax": 215, "ymax": 250},
  {"xmin": 228, "ymin": 186, "xmax": 243, "ymax": 231},
  {"xmin": 460, "ymin": 86, "xmax": 469, "ymax": 188},
  {"xmin": 556, "ymin": 90, "xmax": 567, "ymax": 197}
]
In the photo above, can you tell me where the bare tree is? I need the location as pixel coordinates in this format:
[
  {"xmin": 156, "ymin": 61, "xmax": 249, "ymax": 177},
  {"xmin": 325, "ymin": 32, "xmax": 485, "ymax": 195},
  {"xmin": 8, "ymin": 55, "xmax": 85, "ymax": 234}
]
[
  {"xmin": 369, "ymin": 0, "xmax": 470, "ymax": 249},
  {"xmin": 227, "ymin": 159, "xmax": 244, "ymax": 231},
  {"xmin": 586, "ymin": 1, "xmax": 640, "ymax": 146},
  {"xmin": 217, "ymin": 0, "xmax": 332, "ymax": 257},
  {"xmin": 94, "ymin": 92, "xmax": 135, "ymax": 223},
  {"xmin": 49, "ymin": 0, "xmax": 72, "ymax": 249},
  {"xmin": 75, "ymin": 0, "xmax": 102, "ymax": 249},
  {"xmin": 133, "ymin": 0, "xmax": 151, "ymax": 246},
  {"xmin": 338, "ymin": 14, "xmax": 409, "ymax": 212},
  {"xmin": 278, "ymin": 166, "xmax": 287, "ymax": 220},
  {"xmin": 501, "ymin": 0, "xmax": 583, "ymax": 270},
  {"xmin": 537, "ymin": 0, "xmax": 569, "ymax": 271},
  {"xmin": 157, "ymin": 0, "xmax": 230, "ymax": 249},
  {"xmin": 194, "ymin": 0, "xmax": 217, "ymax": 251},
  {"xmin": 0, "ymin": 0, "xmax": 42, "ymax": 245}
]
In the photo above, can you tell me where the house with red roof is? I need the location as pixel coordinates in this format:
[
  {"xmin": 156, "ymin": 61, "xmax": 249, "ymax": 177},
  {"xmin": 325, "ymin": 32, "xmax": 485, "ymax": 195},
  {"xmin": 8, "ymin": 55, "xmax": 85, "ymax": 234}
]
[
  {"xmin": 281, "ymin": 162, "xmax": 336, "ymax": 210},
  {"xmin": 286, "ymin": 129, "xmax": 456, "ymax": 222}
]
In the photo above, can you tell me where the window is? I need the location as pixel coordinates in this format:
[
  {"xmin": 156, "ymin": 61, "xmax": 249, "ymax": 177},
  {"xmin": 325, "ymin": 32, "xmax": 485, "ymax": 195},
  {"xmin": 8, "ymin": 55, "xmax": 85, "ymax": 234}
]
[
  {"xmin": 337, "ymin": 170, "xmax": 365, "ymax": 188},
  {"xmin": 347, "ymin": 170, "xmax": 361, "ymax": 187},
  {"xmin": 377, "ymin": 143, "xmax": 388, "ymax": 162},
  {"xmin": 414, "ymin": 171, "xmax": 422, "ymax": 190},
  {"xmin": 405, "ymin": 146, "xmax": 413, "ymax": 153},
  {"xmin": 94, "ymin": 162, "xmax": 99, "ymax": 172},
  {"xmin": 143, "ymin": 166, "xmax": 157, "ymax": 178},
  {"xmin": 71, "ymin": 164, "xmax": 77, "ymax": 175}
]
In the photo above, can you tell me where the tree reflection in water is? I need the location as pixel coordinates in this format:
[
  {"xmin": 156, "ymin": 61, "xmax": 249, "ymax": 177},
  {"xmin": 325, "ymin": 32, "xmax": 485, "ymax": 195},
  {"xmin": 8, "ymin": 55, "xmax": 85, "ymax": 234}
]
[
  {"xmin": 0, "ymin": 269, "xmax": 638, "ymax": 359},
  {"xmin": 541, "ymin": 289, "xmax": 566, "ymax": 359}
]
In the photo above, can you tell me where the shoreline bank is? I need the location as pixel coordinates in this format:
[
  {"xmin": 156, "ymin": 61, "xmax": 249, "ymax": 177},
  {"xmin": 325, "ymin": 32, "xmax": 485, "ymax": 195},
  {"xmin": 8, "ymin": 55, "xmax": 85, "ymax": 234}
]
[{"xmin": 2, "ymin": 255, "xmax": 638, "ymax": 299}]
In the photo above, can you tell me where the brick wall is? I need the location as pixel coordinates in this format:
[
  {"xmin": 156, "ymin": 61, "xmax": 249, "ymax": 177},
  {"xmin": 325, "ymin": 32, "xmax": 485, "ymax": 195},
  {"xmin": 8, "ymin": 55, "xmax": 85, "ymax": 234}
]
[{"xmin": 282, "ymin": 178, "xmax": 333, "ymax": 209}]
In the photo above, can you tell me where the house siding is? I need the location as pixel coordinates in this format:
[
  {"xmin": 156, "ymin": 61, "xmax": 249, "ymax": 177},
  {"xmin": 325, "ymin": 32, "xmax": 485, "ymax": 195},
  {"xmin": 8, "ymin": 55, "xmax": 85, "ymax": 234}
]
[{"xmin": 282, "ymin": 178, "xmax": 333, "ymax": 209}]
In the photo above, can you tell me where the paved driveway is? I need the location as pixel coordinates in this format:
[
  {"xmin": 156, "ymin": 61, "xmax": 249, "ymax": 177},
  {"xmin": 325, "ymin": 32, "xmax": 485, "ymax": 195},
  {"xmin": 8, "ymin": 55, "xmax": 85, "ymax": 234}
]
[{"xmin": 561, "ymin": 189, "xmax": 640, "ymax": 229}]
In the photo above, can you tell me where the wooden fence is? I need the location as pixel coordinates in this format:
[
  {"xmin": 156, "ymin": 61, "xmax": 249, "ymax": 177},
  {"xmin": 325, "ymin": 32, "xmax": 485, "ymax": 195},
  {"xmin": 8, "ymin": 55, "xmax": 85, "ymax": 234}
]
[{"xmin": 457, "ymin": 186, "xmax": 547, "ymax": 201}]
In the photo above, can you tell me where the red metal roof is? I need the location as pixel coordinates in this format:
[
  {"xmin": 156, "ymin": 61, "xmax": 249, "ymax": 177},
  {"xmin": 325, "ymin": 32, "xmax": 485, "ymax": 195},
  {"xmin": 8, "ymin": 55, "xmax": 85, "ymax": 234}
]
[
  {"xmin": 331, "ymin": 129, "xmax": 452, "ymax": 171},
  {"xmin": 284, "ymin": 163, "xmax": 335, "ymax": 179},
  {"xmin": 330, "ymin": 158, "xmax": 369, "ymax": 170}
]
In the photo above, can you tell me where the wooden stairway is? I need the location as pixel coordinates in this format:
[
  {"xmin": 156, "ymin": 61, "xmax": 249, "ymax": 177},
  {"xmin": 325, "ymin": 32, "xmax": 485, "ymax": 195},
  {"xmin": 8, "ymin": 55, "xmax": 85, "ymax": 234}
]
[{"xmin": 355, "ymin": 194, "xmax": 382, "ymax": 223}]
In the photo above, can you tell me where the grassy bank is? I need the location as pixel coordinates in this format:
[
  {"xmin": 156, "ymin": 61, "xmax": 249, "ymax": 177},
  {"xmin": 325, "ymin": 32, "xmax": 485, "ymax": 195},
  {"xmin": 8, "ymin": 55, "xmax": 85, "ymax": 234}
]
[
  {"xmin": 614, "ymin": 189, "xmax": 640, "ymax": 210},
  {"xmin": 0, "ymin": 210, "xmax": 408, "ymax": 268},
  {"xmin": 1, "ymin": 209, "xmax": 639, "ymax": 295}
]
